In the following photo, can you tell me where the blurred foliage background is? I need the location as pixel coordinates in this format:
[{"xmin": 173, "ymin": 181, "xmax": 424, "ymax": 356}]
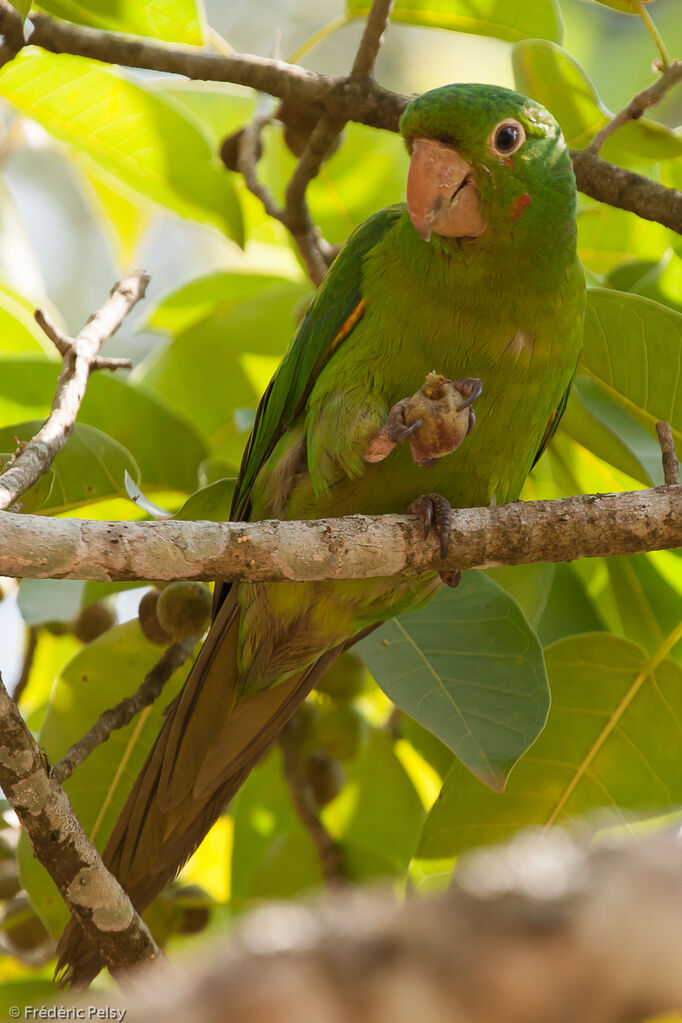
[{"xmin": 0, "ymin": 0, "xmax": 681, "ymax": 1010}]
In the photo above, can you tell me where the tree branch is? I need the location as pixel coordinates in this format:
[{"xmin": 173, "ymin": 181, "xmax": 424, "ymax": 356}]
[
  {"xmin": 588, "ymin": 59, "xmax": 682, "ymax": 156},
  {"xmin": 1, "ymin": 5, "xmax": 677, "ymax": 235},
  {"xmin": 279, "ymin": 722, "xmax": 346, "ymax": 887},
  {"xmin": 52, "ymin": 638, "xmax": 195, "ymax": 785},
  {"xmin": 351, "ymin": 0, "xmax": 394, "ymax": 79},
  {"xmin": 656, "ymin": 421, "xmax": 680, "ymax": 485},
  {"xmin": 99, "ymin": 829, "xmax": 682, "ymax": 1023},
  {"xmin": 0, "ymin": 484, "xmax": 679, "ymax": 584},
  {"xmin": 0, "ymin": 672, "xmax": 163, "ymax": 979},
  {"xmin": 0, "ymin": 271, "xmax": 148, "ymax": 511},
  {"xmin": 571, "ymin": 147, "xmax": 682, "ymax": 234}
]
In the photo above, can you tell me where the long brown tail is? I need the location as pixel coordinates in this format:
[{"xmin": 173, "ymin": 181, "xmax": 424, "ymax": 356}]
[{"xmin": 56, "ymin": 590, "xmax": 351, "ymax": 987}]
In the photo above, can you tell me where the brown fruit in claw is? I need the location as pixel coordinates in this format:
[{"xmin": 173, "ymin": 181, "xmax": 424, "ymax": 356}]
[
  {"xmin": 138, "ymin": 589, "xmax": 173, "ymax": 646},
  {"xmin": 156, "ymin": 582, "xmax": 212, "ymax": 641},
  {"xmin": 404, "ymin": 372, "xmax": 480, "ymax": 467},
  {"xmin": 72, "ymin": 602, "xmax": 116, "ymax": 644}
]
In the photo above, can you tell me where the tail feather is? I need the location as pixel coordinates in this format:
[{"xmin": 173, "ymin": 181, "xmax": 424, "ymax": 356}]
[{"xmin": 55, "ymin": 593, "xmax": 368, "ymax": 988}]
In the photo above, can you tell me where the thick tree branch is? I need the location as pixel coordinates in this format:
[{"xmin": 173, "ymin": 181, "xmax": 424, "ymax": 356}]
[
  {"xmin": 0, "ymin": 485, "xmax": 679, "ymax": 583},
  {"xmin": 0, "ymin": 673, "xmax": 162, "ymax": 978},
  {"xmin": 0, "ymin": 5, "xmax": 677, "ymax": 234},
  {"xmin": 571, "ymin": 148, "xmax": 682, "ymax": 233},
  {"xmin": 0, "ymin": 271, "xmax": 148, "ymax": 511},
  {"xmin": 351, "ymin": 0, "xmax": 394, "ymax": 79},
  {"xmin": 103, "ymin": 829, "xmax": 682, "ymax": 1023},
  {"xmin": 52, "ymin": 638, "xmax": 195, "ymax": 785}
]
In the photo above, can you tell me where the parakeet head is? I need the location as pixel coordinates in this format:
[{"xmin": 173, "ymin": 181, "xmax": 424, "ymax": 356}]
[{"xmin": 399, "ymin": 83, "xmax": 576, "ymax": 247}]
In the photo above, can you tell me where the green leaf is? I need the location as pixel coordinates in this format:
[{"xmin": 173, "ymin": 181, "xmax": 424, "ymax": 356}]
[
  {"xmin": 0, "ymin": 421, "xmax": 139, "ymax": 514},
  {"xmin": 485, "ymin": 563, "xmax": 555, "ymax": 629},
  {"xmin": 0, "ymin": 360, "xmax": 207, "ymax": 493},
  {"xmin": 578, "ymin": 202, "xmax": 673, "ymax": 277},
  {"xmin": 139, "ymin": 276, "xmax": 309, "ymax": 466},
  {"xmin": 357, "ymin": 575, "xmax": 549, "ymax": 792},
  {"xmin": 18, "ymin": 579, "xmax": 85, "ymax": 625},
  {"xmin": 418, "ymin": 631, "xmax": 682, "ymax": 858},
  {"xmin": 590, "ymin": 0, "xmax": 646, "ymax": 12},
  {"xmin": 147, "ymin": 272, "xmax": 300, "ymax": 336},
  {"xmin": 347, "ymin": 0, "xmax": 563, "ymax": 42},
  {"xmin": 581, "ymin": 288, "xmax": 682, "ymax": 447},
  {"xmin": 230, "ymin": 746, "xmax": 322, "ymax": 904},
  {"xmin": 513, "ymin": 40, "xmax": 682, "ymax": 160},
  {"xmin": 537, "ymin": 564, "xmax": 608, "ymax": 646},
  {"xmin": 559, "ymin": 376, "xmax": 661, "ymax": 486},
  {"xmin": 0, "ymin": 50, "xmax": 243, "ymax": 244},
  {"xmin": 0, "ymin": 282, "xmax": 59, "ymax": 358},
  {"xmin": 18, "ymin": 621, "xmax": 191, "ymax": 937},
  {"xmin": 609, "ymin": 251, "xmax": 682, "ymax": 316},
  {"xmin": 9, "ymin": 0, "xmax": 30, "ymax": 19},
  {"xmin": 606, "ymin": 553, "xmax": 682, "ymax": 660},
  {"xmin": 174, "ymin": 478, "xmax": 236, "ymax": 521},
  {"xmin": 37, "ymin": 0, "xmax": 204, "ymax": 44},
  {"xmin": 323, "ymin": 731, "xmax": 425, "ymax": 874}
]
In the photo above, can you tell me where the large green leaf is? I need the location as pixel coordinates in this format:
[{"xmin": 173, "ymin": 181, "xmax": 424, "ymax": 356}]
[
  {"xmin": 18, "ymin": 621, "xmax": 191, "ymax": 937},
  {"xmin": 537, "ymin": 564, "xmax": 608, "ymax": 646},
  {"xmin": 560, "ymin": 376, "xmax": 661, "ymax": 487},
  {"xmin": 0, "ymin": 50, "xmax": 243, "ymax": 243},
  {"xmin": 606, "ymin": 553, "xmax": 682, "ymax": 661},
  {"xmin": 581, "ymin": 289, "xmax": 682, "ymax": 446},
  {"xmin": 513, "ymin": 40, "xmax": 682, "ymax": 161},
  {"xmin": 0, "ymin": 283, "xmax": 58, "ymax": 357},
  {"xmin": 357, "ymin": 575, "xmax": 549, "ymax": 792},
  {"xmin": 577, "ymin": 202, "xmax": 673, "ymax": 277},
  {"xmin": 0, "ymin": 421, "xmax": 139, "ymax": 513},
  {"xmin": 347, "ymin": 0, "xmax": 563, "ymax": 42},
  {"xmin": 230, "ymin": 746, "xmax": 322, "ymax": 905},
  {"xmin": 418, "ymin": 631, "xmax": 682, "ymax": 858},
  {"xmin": 138, "ymin": 275, "xmax": 310, "ymax": 467},
  {"xmin": 0, "ymin": 360, "xmax": 207, "ymax": 493},
  {"xmin": 37, "ymin": 0, "xmax": 204, "ymax": 43},
  {"xmin": 323, "ymin": 731, "xmax": 425, "ymax": 875}
]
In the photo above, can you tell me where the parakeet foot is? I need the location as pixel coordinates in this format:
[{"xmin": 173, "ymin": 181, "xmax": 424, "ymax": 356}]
[
  {"xmin": 407, "ymin": 492, "xmax": 452, "ymax": 559},
  {"xmin": 363, "ymin": 399, "xmax": 422, "ymax": 463}
]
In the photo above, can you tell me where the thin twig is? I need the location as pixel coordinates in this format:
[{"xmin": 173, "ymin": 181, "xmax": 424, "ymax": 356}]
[
  {"xmin": 351, "ymin": 0, "xmax": 394, "ymax": 79},
  {"xmin": 34, "ymin": 307, "xmax": 71, "ymax": 357},
  {"xmin": 0, "ymin": 271, "xmax": 148, "ymax": 512},
  {"xmin": 656, "ymin": 421, "xmax": 680, "ymax": 486},
  {"xmin": 588, "ymin": 59, "xmax": 682, "ymax": 156},
  {"xmin": 279, "ymin": 721, "xmax": 346, "ymax": 886},
  {"xmin": 52, "ymin": 638, "xmax": 195, "ymax": 785},
  {"xmin": 11, "ymin": 625, "xmax": 38, "ymax": 704},
  {"xmin": 237, "ymin": 115, "xmax": 286, "ymax": 221},
  {"xmin": 0, "ymin": 672, "xmax": 163, "ymax": 979}
]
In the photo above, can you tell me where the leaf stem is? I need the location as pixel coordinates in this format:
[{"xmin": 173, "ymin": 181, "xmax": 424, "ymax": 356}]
[
  {"xmin": 637, "ymin": 1, "xmax": 670, "ymax": 70},
  {"xmin": 287, "ymin": 16, "xmax": 349, "ymax": 64}
]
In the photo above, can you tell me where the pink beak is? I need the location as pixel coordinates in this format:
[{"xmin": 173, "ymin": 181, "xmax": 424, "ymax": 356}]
[{"xmin": 406, "ymin": 138, "xmax": 486, "ymax": 242}]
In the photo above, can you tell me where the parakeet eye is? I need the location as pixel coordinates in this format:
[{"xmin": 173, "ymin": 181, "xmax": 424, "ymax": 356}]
[{"xmin": 490, "ymin": 120, "xmax": 526, "ymax": 157}]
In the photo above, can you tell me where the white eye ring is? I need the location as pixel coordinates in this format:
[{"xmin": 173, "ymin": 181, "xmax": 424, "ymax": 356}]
[{"xmin": 489, "ymin": 119, "xmax": 526, "ymax": 157}]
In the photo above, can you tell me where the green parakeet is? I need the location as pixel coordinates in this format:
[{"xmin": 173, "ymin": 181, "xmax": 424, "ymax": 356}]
[{"xmin": 57, "ymin": 83, "xmax": 585, "ymax": 985}]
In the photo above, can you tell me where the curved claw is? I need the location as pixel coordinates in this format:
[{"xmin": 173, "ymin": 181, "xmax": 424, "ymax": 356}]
[
  {"xmin": 407, "ymin": 492, "xmax": 452, "ymax": 559},
  {"xmin": 394, "ymin": 417, "xmax": 423, "ymax": 443},
  {"xmin": 452, "ymin": 376, "xmax": 483, "ymax": 411}
]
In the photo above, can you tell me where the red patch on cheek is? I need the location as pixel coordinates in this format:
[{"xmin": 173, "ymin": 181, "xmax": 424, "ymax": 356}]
[{"xmin": 510, "ymin": 192, "xmax": 531, "ymax": 221}]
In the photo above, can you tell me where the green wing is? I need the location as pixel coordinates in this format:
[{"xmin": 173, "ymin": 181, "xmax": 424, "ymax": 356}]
[
  {"xmin": 230, "ymin": 204, "xmax": 404, "ymax": 520},
  {"xmin": 532, "ymin": 377, "xmax": 574, "ymax": 468}
]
